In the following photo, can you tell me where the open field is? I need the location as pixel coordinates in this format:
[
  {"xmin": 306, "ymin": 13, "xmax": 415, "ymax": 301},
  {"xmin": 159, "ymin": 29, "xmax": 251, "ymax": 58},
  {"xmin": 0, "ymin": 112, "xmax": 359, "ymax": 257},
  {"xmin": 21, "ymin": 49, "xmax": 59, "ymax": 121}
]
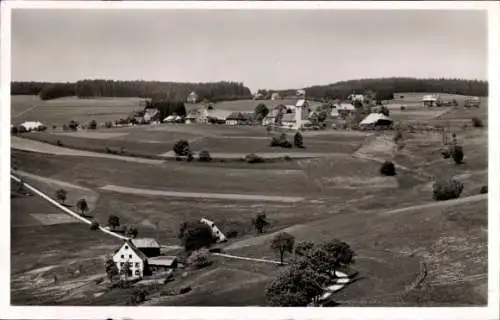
[
  {"xmin": 10, "ymin": 95, "xmax": 488, "ymax": 306},
  {"xmin": 11, "ymin": 95, "xmax": 145, "ymax": 126}
]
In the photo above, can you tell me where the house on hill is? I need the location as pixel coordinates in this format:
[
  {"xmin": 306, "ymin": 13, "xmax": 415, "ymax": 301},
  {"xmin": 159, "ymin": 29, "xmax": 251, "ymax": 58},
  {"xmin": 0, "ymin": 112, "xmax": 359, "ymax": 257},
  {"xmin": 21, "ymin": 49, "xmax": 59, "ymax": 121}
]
[
  {"xmin": 113, "ymin": 240, "xmax": 149, "ymax": 278},
  {"xmin": 187, "ymin": 91, "xmax": 199, "ymax": 103},
  {"xmin": 421, "ymin": 94, "xmax": 440, "ymax": 107}
]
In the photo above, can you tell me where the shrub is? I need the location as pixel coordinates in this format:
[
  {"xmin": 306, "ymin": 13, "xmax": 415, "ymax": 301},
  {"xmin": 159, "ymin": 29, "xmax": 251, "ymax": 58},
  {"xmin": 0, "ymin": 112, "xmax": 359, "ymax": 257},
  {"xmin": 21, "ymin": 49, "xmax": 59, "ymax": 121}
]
[
  {"xmin": 400, "ymin": 106, "xmax": 406, "ymax": 111},
  {"xmin": 88, "ymin": 120, "xmax": 97, "ymax": 130},
  {"xmin": 226, "ymin": 229, "xmax": 238, "ymax": 238},
  {"xmin": 245, "ymin": 153, "xmax": 263, "ymax": 164},
  {"xmin": 11, "ymin": 126, "xmax": 18, "ymax": 135},
  {"xmin": 125, "ymin": 226, "xmax": 138, "ymax": 238},
  {"xmin": 450, "ymin": 145, "xmax": 464, "ymax": 164},
  {"xmin": 294, "ymin": 132, "xmax": 304, "ymax": 148},
  {"xmin": 471, "ymin": 117, "xmax": 483, "ymax": 128},
  {"xmin": 56, "ymin": 139, "xmax": 63, "ymax": 146},
  {"xmin": 68, "ymin": 120, "xmax": 78, "ymax": 131},
  {"xmin": 283, "ymin": 156, "xmax": 292, "ymax": 161},
  {"xmin": 186, "ymin": 151, "xmax": 194, "ymax": 162},
  {"xmin": 126, "ymin": 288, "xmax": 148, "ymax": 305},
  {"xmin": 252, "ymin": 212, "xmax": 269, "ymax": 234},
  {"xmin": 480, "ymin": 185, "xmax": 488, "ymax": 194},
  {"xmin": 90, "ymin": 221, "xmax": 100, "ymax": 230},
  {"xmin": 441, "ymin": 147, "xmax": 451, "ymax": 159},
  {"xmin": 55, "ymin": 189, "xmax": 67, "ymax": 204},
  {"xmin": 198, "ymin": 150, "xmax": 211, "ymax": 162},
  {"xmin": 76, "ymin": 198, "xmax": 89, "ymax": 216},
  {"xmin": 179, "ymin": 286, "xmax": 192, "ymax": 295},
  {"xmin": 173, "ymin": 140, "xmax": 190, "ymax": 156},
  {"xmin": 38, "ymin": 125, "xmax": 47, "ymax": 132},
  {"xmin": 105, "ymin": 121, "xmax": 113, "ymax": 129},
  {"xmin": 432, "ymin": 178, "xmax": 464, "ymax": 201},
  {"xmin": 108, "ymin": 215, "xmax": 120, "ymax": 230},
  {"xmin": 18, "ymin": 126, "xmax": 27, "ymax": 133},
  {"xmin": 62, "ymin": 124, "xmax": 69, "ymax": 131},
  {"xmin": 179, "ymin": 221, "xmax": 217, "ymax": 252},
  {"xmin": 188, "ymin": 248, "xmax": 212, "ymax": 269},
  {"xmin": 380, "ymin": 161, "xmax": 396, "ymax": 176},
  {"xmin": 271, "ymin": 133, "xmax": 292, "ymax": 148},
  {"xmin": 380, "ymin": 106, "xmax": 390, "ymax": 117}
]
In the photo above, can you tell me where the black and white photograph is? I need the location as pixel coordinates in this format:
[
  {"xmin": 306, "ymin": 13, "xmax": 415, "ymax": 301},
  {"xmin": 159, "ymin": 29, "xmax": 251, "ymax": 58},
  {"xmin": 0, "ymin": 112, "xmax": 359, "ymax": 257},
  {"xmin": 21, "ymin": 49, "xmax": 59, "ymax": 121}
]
[{"xmin": 2, "ymin": 1, "xmax": 499, "ymax": 319}]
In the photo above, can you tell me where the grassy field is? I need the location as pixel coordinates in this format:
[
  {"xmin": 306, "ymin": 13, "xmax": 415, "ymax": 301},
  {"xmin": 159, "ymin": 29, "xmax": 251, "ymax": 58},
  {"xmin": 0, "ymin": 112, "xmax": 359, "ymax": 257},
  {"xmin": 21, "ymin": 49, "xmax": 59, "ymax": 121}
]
[
  {"xmin": 10, "ymin": 95, "xmax": 488, "ymax": 306},
  {"xmin": 11, "ymin": 95, "xmax": 146, "ymax": 126}
]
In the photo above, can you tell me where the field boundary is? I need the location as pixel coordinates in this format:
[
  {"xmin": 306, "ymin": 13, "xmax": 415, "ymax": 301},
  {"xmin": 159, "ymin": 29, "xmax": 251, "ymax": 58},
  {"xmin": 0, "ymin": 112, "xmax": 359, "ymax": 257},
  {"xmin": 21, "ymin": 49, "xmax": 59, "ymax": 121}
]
[{"xmin": 11, "ymin": 173, "xmax": 129, "ymax": 241}]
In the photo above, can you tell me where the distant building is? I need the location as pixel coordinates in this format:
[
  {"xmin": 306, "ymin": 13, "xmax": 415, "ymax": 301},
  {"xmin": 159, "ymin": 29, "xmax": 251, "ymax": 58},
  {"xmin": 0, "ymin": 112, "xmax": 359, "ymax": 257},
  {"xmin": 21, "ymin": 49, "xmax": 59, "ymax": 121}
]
[
  {"xmin": 335, "ymin": 103, "xmax": 356, "ymax": 118},
  {"xmin": 187, "ymin": 91, "xmax": 199, "ymax": 103},
  {"xmin": 148, "ymin": 256, "xmax": 178, "ymax": 273},
  {"xmin": 348, "ymin": 94, "xmax": 364, "ymax": 102},
  {"xmin": 271, "ymin": 93, "xmax": 281, "ymax": 101},
  {"xmin": 20, "ymin": 121, "xmax": 43, "ymax": 131},
  {"xmin": 225, "ymin": 112, "xmax": 247, "ymax": 125},
  {"xmin": 421, "ymin": 95, "xmax": 439, "ymax": 107},
  {"xmin": 359, "ymin": 113, "xmax": 393, "ymax": 129},
  {"xmin": 464, "ymin": 96, "xmax": 480, "ymax": 108},
  {"xmin": 296, "ymin": 89, "xmax": 306, "ymax": 97},
  {"xmin": 131, "ymin": 238, "xmax": 161, "ymax": 257}
]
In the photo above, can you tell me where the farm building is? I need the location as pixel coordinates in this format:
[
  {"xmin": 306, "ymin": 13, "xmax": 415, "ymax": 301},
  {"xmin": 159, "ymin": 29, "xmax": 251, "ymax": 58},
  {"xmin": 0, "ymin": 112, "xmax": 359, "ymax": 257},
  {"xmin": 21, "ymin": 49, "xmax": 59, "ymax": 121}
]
[
  {"xmin": 348, "ymin": 94, "xmax": 364, "ymax": 102},
  {"xmin": 464, "ymin": 96, "xmax": 480, "ymax": 108},
  {"xmin": 271, "ymin": 92, "xmax": 281, "ymax": 100},
  {"xmin": 262, "ymin": 107, "xmax": 281, "ymax": 126},
  {"xmin": 131, "ymin": 238, "xmax": 161, "ymax": 257},
  {"xmin": 148, "ymin": 256, "xmax": 178, "ymax": 273},
  {"xmin": 187, "ymin": 91, "xmax": 199, "ymax": 103},
  {"xmin": 225, "ymin": 112, "xmax": 247, "ymax": 125},
  {"xmin": 335, "ymin": 103, "xmax": 356, "ymax": 118},
  {"xmin": 296, "ymin": 89, "xmax": 306, "ymax": 97},
  {"xmin": 359, "ymin": 113, "xmax": 393, "ymax": 129},
  {"xmin": 20, "ymin": 121, "xmax": 44, "ymax": 131},
  {"xmin": 202, "ymin": 109, "xmax": 233, "ymax": 124},
  {"xmin": 143, "ymin": 108, "xmax": 159, "ymax": 122},
  {"xmin": 421, "ymin": 95, "xmax": 440, "ymax": 107},
  {"xmin": 112, "ymin": 240, "xmax": 148, "ymax": 279},
  {"xmin": 185, "ymin": 109, "xmax": 201, "ymax": 124},
  {"xmin": 253, "ymin": 92, "xmax": 264, "ymax": 100}
]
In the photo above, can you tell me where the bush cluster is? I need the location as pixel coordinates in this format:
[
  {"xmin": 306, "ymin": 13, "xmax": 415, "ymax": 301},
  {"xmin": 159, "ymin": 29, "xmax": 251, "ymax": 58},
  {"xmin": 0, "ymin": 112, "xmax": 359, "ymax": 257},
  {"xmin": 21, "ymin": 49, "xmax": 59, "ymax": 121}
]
[
  {"xmin": 380, "ymin": 161, "xmax": 396, "ymax": 176},
  {"xmin": 432, "ymin": 178, "xmax": 464, "ymax": 201},
  {"xmin": 270, "ymin": 133, "xmax": 292, "ymax": 148}
]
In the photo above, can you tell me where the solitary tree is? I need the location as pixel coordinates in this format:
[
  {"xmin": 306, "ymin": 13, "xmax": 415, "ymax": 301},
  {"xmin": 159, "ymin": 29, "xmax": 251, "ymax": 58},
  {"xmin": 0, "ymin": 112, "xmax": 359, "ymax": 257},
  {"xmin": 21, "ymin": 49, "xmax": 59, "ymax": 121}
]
[
  {"xmin": 76, "ymin": 198, "xmax": 89, "ymax": 216},
  {"xmin": 173, "ymin": 140, "xmax": 190, "ymax": 156},
  {"xmin": 294, "ymin": 131, "xmax": 304, "ymax": 148},
  {"xmin": 254, "ymin": 103, "xmax": 269, "ymax": 121},
  {"xmin": 125, "ymin": 226, "xmax": 138, "ymax": 238},
  {"xmin": 108, "ymin": 215, "xmax": 120, "ymax": 230},
  {"xmin": 252, "ymin": 212, "xmax": 269, "ymax": 234},
  {"xmin": 88, "ymin": 120, "xmax": 97, "ymax": 130},
  {"xmin": 104, "ymin": 256, "xmax": 119, "ymax": 282},
  {"xmin": 120, "ymin": 261, "xmax": 132, "ymax": 279},
  {"xmin": 380, "ymin": 106, "xmax": 390, "ymax": 117},
  {"xmin": 90, "ymin": 220, "xmax": 100, "ymax": 231},
  {"xmin": 55, "ymin": 189, "xmax": 67, "ymax": 204},
  {"xmin": 451, "ymin": 145, "xmax": 464, "ymax": 164},
  {"xmin": 52, "ymin": 125, "xmax": 57, "ymax": 133},
  {"xmin": 271, "ymin": 232, "xmax": 295, "ymax": 265}
]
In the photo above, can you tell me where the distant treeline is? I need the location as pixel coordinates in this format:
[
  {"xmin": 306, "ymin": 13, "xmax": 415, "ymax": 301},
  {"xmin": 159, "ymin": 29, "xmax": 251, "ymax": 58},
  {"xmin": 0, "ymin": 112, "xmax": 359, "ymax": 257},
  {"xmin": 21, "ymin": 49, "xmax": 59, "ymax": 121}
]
[
  {"xmin": 11, "ymin": 80, "xmax": 253, "ymax": 102},
  {"xmin": 274, "ymin": 78, "xmax": 488, "ymax": 100}
]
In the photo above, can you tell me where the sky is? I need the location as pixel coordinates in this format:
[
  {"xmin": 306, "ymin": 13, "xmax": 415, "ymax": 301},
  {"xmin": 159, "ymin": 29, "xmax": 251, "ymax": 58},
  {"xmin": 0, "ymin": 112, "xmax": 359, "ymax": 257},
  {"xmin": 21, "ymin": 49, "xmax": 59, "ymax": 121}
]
[{"xmin": 11, "ymin": 9, "xmax": 488, "ymax": 92}]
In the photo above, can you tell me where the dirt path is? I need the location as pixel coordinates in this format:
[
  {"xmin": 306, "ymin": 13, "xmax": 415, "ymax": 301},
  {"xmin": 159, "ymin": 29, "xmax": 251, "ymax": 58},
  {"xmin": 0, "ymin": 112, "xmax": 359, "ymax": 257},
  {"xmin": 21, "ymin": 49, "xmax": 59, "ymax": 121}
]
[
  {"xmin": 100, "ymin": 184, "xmax": 305, "ymax": 203},
  {"xmin": 11, "ymin": 136, "xmax": 165, "ymax": 165}
]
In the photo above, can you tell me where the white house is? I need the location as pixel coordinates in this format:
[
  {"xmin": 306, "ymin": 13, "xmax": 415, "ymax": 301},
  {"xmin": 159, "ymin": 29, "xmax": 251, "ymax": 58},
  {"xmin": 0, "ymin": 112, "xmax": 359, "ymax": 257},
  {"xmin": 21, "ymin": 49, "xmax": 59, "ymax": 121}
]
[
  {"xmin": 348, "ymin": 94, "xmax": 364, "ymax": 102},
  {"xmin": 112, "ymin": 240, "xmax": 148, "ymax": 279},
  {"xmin": 335, "ymin": 103, "xmax": 356, "ymax": 118},
  {"xmin": 200, "ymin": 218, "xmax": 227, "ymax": 242},
  {"xmin": 187, "ymin": 91, "xmax": 199, "ymax": 103},
  {"xmin": 20, "ymin": 121, "xmax": 43, "ymax": 131},
  {"xmin": 271, "ymin": 92, "xmax": 281, "ymax": 101},
  {"xmin": 421, "ymin": 95, "xmax": 439, "ymax": 107}
]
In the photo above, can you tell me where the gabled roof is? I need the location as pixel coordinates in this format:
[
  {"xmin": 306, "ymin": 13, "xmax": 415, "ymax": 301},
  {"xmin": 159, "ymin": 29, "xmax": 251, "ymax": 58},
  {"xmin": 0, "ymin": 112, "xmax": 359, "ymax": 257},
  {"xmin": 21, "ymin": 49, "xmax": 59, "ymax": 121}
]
[
  {"xmin": 115, "ymin": 240, "xmax": 148, "ymax": 261},
  {"xmin": 336, "ymin": 103, "xmax": 356, "ymax": 111},
  {"xmin": 359, "ymin": 113, "xmax": 393, "ymax": 126},
  {"xmin": 148, "ymin": 256, "xmax": 178, "ymax": 267},
  {"xmin": 226, "ymin": 112, "xmax": 246, "ymax": 121},
  {"xmin": 207, "ymin": 109, "xmax": 233, "ymax": 120},
  {"xmin": 131, "ymin": 238, "xmax": 160, "ymax": 249},
  {"xmin": 422, "ymin": 95, "xmax": 438, "ymax": 102}
]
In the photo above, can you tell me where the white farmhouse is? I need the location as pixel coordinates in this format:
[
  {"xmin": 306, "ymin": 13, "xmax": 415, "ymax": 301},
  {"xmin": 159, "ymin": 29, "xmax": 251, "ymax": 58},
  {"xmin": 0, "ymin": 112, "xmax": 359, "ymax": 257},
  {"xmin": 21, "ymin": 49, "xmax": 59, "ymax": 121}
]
[
  {"xmin": 112, "ymin": 240, "xmax": 148, "ymax": 279},
  {"xmin": 20, "ymin": 121, "xmax": 43, "ymax": 131}
]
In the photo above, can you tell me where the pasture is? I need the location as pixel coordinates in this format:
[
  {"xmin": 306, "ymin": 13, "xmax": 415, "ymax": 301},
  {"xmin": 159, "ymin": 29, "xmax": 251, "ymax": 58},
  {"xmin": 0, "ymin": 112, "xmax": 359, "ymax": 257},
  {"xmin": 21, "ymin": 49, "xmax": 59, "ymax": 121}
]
[
  {"xmin": 10, "ymin": 93, "xmax": 488, "ymax": 306},
  {"xmin": 11, "ymin": 95, "xmax": 146, "ymax": 126}
]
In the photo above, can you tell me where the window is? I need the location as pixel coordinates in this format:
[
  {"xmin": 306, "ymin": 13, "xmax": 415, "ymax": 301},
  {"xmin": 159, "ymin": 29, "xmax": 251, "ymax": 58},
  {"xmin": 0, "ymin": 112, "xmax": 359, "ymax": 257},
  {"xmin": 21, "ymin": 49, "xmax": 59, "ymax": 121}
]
[
  {"xmin": 135, "ymin": 270, "xmax": 140, "ymax": 276},
  {"xmin": 120, "ymin": 262, "xmax": 124, "ymax": 267},
  {"xmin": 135, "ymin": 262, "xmax": 140, "ymax": 268},
  {"xmin": 124, "ymin": 245, "xmax": 128, "ymax": 250},
  {"xmin": 129, "ymin": 255, "xmax": 132, "ymax": 259},
  {"xmin": 121, "ymin": 255, "xmax": 124, "ymax": 259}
]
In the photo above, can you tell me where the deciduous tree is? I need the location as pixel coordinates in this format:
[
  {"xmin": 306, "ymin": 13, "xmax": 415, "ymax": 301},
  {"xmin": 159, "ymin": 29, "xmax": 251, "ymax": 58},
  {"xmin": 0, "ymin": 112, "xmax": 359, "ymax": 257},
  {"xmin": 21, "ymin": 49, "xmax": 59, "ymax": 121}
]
[{"xmin": 271, "ymin": 232, "xmax": 295, "ymax": 265}]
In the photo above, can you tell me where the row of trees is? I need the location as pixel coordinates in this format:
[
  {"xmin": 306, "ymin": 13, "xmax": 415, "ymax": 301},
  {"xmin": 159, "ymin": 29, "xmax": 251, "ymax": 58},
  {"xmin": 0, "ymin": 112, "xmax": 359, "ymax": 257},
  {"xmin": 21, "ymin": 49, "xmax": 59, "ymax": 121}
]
[
  {"xmin": 266, "ymin": 236, "xmax": 355, "ymax": 306},
  {"xmin": 273, "ymin": 77, "xmax": 488, "ymax": 100},
  {"xmin": 12, "ymin": 80, "xmax": 252, "ymax": 102}
]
